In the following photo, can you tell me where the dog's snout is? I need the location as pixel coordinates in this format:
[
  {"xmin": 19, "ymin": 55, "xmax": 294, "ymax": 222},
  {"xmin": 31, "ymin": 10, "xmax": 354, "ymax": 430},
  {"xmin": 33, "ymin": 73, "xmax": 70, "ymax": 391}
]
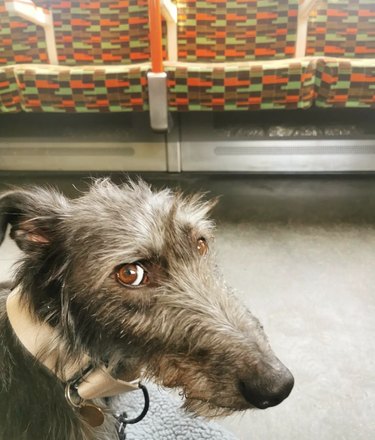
[{"xmin": 238, "ymin": 362, "xmax": 294, "ymax": 409}]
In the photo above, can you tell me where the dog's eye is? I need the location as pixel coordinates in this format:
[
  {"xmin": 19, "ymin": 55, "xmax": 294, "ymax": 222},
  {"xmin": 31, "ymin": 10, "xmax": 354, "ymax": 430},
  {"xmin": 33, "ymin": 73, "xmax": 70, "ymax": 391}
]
[
  {"xmin": 197, "ymin": 238, "xmax": 208, "ymax": 256},
  {"xmin": 116, "ymin": 263, "xmax": 149, "ymax": 287}
]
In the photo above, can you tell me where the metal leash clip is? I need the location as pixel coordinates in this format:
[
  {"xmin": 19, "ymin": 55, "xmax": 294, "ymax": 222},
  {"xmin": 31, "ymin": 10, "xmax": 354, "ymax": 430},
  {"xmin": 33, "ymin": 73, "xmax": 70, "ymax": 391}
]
[{"xmin": 114, "ymin": 383, "xmax": 150, "ymax": 440}]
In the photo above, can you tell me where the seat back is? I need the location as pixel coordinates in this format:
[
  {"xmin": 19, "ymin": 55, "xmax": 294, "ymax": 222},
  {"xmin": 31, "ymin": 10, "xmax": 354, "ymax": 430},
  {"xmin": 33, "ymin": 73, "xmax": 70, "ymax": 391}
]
[
  {"xmin": 34, "ymin": 0, "xmax": 151, "ymax": 65},
  {"xmin": 176, "ymin": 0, "xmax": 299, "ymax": 62},
  {"xmin": 0, "ymin": 0, "xmax": 47, "ymax": 66},
  {"xmin": 307, "ymin": 0, "xmax": 375, "ymax": 58}
]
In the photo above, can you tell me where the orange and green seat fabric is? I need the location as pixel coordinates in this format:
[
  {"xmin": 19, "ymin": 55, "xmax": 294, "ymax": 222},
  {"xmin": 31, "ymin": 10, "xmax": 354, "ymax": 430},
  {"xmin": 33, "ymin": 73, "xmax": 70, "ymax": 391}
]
[
  {"xmin": 1, "ymin": 0, "xmax": 151, "ymax": 113},
  {"xmin": 308, "ymin": 0, "xmax": 375, "ymax": 108},
  {"xmin": 0, "ymin": 0, "xmax": 47, "ymax": 112},
  {"xmin": 165, "ymin": 0, "xmax": 317, "ymax": 111}
]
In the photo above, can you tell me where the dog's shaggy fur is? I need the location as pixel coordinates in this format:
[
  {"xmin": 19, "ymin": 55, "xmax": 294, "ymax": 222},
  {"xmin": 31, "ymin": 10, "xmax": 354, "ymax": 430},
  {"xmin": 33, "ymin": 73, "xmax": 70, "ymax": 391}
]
[{"xmin": 0, "ymin": 179, "xmax": 293, "ymax": 440}]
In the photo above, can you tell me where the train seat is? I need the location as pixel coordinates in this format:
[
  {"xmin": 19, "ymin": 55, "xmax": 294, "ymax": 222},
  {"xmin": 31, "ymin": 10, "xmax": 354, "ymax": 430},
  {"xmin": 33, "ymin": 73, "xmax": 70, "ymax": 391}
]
[
  {"xmin": 307, "ymin": 0, "xmax": 375, "ymax": 108},
  {"xmin": 163, "ymin": 0, "xmax": 317, "ymax": 111},
  {"xmin": 0, "ymin": 0, "xmax": 47, "ymax": 112},
  {"xmin": 0, "ymin": 0, "xmax": 151, "ymax": 113}
]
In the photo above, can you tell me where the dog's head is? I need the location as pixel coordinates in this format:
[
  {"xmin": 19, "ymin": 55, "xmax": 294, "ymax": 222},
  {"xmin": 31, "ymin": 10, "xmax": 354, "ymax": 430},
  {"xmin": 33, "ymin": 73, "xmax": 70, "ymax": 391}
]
[{"xmin": 0, "ymin": 179, "xmax": 293, "ymax": 416}]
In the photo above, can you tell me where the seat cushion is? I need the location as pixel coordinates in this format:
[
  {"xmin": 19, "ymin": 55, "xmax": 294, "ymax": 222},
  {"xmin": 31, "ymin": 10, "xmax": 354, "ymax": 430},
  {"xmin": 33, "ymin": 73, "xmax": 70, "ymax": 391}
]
[
  {"xmin": 13, "ymin": 63, "xmax": 151, "ymax": 112},
  {"xmin": 165, "ymin": 58, "xmax": 316, "ymax": 111},
  {"xmin": 315, "ymin": 58, "xmax": 375, "ymax": 107},
  {"xmin": 0, "ymin": 66, "xmax": 21, "ymax": 112}
]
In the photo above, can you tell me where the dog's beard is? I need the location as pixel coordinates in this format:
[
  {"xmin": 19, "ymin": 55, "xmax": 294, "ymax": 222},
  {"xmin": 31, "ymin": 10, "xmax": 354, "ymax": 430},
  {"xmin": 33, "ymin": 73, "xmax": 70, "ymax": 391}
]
[{"xmin": 182, "ymin": 394, "xmax": 248, "ymax": 418}]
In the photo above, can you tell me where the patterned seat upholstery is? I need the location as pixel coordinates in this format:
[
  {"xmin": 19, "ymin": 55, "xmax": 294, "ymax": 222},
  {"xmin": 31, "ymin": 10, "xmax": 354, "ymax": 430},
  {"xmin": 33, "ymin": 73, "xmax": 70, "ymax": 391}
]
[
  {"xmin": 0, "ymin": 0, "xmax": 151, "ymax": 112},
  {"xmin": 177, "ymin": 0, "xmax": 298, "ymax": 62},
  {"xmin": 0, "ymin": 65, "xmax": 20, "ymax": 112},
  {"xmin": 307, "ymin": 0, "xmax": 375, "ymax": 107},
  {"xmin": 0, "ymin": 0, "xmax": 47, "ymax": 112},
  {"xmin": 165, "ymin": 0, "xmax": 317, "ymax": 111},
  {"xmin": 15, "ymin": 63, "xmax": 150, "ymax": 112},
  {"xmin": 165, "ymin": 59, "xmax": 316, "ymax": 111},
  {"xmin": 2, "ymin": 0, "xmax": 375, "ymax": 114},
  {"xmin": 35, "ymin": 0, "xmax": 151, "ymax": 66}
]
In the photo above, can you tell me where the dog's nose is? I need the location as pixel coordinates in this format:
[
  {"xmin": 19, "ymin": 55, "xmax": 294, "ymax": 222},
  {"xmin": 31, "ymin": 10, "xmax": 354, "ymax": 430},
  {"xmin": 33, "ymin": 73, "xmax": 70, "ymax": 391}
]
[{"xmin": 238, "ymin": 364, "xmax": 294, "ymax": 409}]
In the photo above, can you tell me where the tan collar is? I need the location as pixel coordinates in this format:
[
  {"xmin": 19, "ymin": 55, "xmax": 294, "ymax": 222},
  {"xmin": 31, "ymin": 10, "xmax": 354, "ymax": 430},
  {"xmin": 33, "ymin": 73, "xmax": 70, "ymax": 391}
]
[{"xmin": 6, "ymin": 287, "xmax": 139, "ymax": 401}]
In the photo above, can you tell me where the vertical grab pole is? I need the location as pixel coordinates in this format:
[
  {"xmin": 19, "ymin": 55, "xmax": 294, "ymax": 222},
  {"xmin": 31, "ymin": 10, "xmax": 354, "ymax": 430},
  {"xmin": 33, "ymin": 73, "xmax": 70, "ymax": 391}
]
[
  {"xmin": 147, "ymin": 0, "xmax": 169, "ymax": 131},
  {"xmin": 148, "ymin": 0, "xmax": 163, "ymax": 73}
]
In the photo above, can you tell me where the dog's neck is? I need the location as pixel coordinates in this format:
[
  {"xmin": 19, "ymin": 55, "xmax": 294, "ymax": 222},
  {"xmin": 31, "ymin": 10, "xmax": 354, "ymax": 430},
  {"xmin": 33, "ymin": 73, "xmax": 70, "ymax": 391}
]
[{"xmin": 6, "ymin": 286, "xmax": 139, "ymax": 402}]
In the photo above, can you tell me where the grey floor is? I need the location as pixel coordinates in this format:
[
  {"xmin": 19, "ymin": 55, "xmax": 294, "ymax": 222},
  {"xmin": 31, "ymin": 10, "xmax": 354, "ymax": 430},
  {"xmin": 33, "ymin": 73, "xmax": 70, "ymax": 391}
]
[{"xmin": 1, "ymin": 174, "xmax": 375, "ymax": 440}]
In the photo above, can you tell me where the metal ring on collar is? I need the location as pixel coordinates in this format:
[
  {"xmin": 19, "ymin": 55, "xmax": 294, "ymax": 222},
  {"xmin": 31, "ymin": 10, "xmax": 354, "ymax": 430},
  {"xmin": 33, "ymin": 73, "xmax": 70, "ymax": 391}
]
[{"xmin": 65, "ymin": 382, "xmax": 84, "ymax": 408}]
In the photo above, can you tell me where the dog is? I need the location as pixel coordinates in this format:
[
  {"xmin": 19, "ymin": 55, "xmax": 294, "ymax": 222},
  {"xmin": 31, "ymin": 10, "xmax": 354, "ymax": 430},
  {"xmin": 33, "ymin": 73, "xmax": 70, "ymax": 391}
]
[{"xmin": 0, "ymin": 179, "xmax": 294, "ymax": 440}]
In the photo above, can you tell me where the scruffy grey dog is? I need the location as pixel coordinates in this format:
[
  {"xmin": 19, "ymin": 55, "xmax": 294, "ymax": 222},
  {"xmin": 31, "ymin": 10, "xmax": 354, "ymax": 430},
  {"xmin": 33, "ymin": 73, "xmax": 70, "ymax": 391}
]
[{"xmin": 0, "ymin": 179, "xmax": 293, "ymax": 440}]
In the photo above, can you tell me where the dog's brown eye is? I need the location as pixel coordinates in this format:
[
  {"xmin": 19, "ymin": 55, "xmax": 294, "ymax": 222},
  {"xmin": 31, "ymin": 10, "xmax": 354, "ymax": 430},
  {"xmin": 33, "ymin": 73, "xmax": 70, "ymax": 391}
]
[
  {"xmin": 197, "ymin": 238, "xmax": 208, "ymax": 256},
  {"xmin": 116, "ymin": 263, "xmax": 149, "ymax": 287}
]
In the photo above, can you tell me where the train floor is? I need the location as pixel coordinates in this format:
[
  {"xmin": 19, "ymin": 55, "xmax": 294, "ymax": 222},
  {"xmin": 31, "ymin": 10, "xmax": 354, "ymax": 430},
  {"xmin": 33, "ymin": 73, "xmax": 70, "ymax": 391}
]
[{"xmin": 1, "ymin": 173, "xmax": 374, "ymax": 440}]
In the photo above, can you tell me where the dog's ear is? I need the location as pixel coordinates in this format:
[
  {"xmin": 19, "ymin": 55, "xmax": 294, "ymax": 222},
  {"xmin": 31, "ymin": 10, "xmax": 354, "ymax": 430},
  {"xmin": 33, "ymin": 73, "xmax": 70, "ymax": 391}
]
[{"xmin": 0, "ymin": 188, "xmax": 68, "ymax": 252}]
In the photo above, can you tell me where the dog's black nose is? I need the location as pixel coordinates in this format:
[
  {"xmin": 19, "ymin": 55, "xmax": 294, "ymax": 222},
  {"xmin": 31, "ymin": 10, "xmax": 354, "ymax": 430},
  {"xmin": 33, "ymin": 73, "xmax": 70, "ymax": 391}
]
[{"xmin": 238, "ymin": 365, "xmax": 294, "ymax": 409}]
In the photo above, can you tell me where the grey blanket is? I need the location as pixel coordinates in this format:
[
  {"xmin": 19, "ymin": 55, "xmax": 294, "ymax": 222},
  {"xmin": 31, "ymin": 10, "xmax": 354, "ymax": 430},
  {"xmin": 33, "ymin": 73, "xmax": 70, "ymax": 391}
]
[{"xmin": 114, "ymin": 382, "xmax": 238, "ymax": 440}]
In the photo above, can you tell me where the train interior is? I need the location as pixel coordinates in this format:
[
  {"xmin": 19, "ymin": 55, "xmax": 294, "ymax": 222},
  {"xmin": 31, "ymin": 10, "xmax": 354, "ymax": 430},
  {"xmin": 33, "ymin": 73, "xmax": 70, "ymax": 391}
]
[{"xmin": 1, "ymin": 0, "xmax": 375, "ymax": 439}]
